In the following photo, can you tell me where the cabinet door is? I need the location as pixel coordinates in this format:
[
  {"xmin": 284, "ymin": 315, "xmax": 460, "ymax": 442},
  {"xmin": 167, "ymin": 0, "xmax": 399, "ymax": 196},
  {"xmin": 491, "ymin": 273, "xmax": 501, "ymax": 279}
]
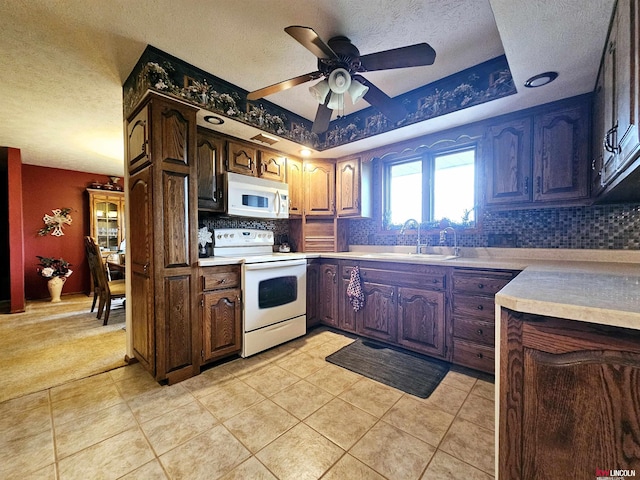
[
  {"xmin": 226, "ymin": 141, "xmax": 257, "ymax": 176},
  {"xmin": 129, "ymin": 167, "xmax": 155, "ymax": 375},
  {"xmin": 500, "ymin": 309, "xmax": 640, "ymax": 478},
  {"xmin": 592, "ymin": 66, "xmax": 606, "ymax": 194},
  {"xmin": 196, "ymin": 129, "xmax": 224, "ymax": 212},
  {"xmin": 127, "ymin": 105, "xmax": 149, "ymax": 171},
  {"xmin": 287, "ymin": 157, "xmax": 303, "ymax": 215},
  {"xmin": 304, "ymin": 160, "xmax": 335, "ymax": 215},
  {"xmin": 336, "ymin": 158, "xmax": 360, "ymax": 217},
  {"xmin": 357, "ymin": 283, "xmax": 397, "ymax": 343},
  {"xmin": 338, "ymin": 278, "xmax": 358, "ymax": 332},
  {"xmin": 397, "ymin": 287, "xmax": 446, "ymax": 358},
  {"xmin": 259, "ymin": 150, "xmax": 286, "ymax": 182},
  {"xmin": 319, "ymin": 263, "xmax": 338, "ymax": 327},
  {"xmin": 485, "ymin": 118, "xmax": 532, "ymax": 205},
  {"xmin": 202, "ymin": 289, "xmax": 241, "ymax": 362},
  {"xmin": 614, "ymin": 0, "xmax": 640, "ymax": 169},
  {"xmin": 306, "ymin": 262, "xmax": 320, "ymax": 327},
  {"xmin": 533, "ymin": 103, "xmax": 589, "ymax": 202}
]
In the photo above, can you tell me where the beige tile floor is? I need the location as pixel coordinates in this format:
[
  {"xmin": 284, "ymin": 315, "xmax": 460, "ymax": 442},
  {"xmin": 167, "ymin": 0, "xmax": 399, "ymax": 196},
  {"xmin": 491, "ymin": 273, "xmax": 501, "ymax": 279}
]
[{"xmin": 0, "ymin": 328, "xmax": 495, "ymax": 480}]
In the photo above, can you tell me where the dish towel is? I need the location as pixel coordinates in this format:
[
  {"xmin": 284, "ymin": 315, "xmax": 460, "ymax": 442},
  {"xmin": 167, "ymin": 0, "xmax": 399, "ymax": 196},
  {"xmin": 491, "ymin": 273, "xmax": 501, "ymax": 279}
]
[{"xmin": 346, "ymin": 265, "xmax": 365, "ymax": 312}]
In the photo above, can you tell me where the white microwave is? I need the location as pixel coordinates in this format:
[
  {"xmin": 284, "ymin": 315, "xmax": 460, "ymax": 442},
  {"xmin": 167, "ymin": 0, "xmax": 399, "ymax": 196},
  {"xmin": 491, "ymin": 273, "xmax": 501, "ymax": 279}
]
[{"xmin": 225, "ymin": 172, "xmax": 289, "ymax": 219}]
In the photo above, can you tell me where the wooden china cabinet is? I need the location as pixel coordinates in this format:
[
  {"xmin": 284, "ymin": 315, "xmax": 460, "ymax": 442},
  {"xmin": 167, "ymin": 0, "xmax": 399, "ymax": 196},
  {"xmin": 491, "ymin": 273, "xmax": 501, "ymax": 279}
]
[{"xmin": 87, "ymin": 189, "xmax": 125, "ymax": 255}]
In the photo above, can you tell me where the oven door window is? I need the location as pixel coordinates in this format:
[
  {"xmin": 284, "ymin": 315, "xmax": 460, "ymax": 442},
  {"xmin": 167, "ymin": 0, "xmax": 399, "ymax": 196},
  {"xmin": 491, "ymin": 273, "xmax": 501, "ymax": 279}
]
[{"xmin": 258, "ymin": 275, "xmax": 297, "ymax": 308}]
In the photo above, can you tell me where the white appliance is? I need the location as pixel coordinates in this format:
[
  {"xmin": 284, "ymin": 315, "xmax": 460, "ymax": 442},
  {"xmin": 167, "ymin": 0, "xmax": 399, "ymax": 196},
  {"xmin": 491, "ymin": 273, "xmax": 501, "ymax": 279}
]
[
  {"xmin": 225, "ymin": 172, "xmax": 289, "ymax": 219},
  {"xmin": 212, "ymin": 228, "xmax": 306, "ymax": 357}
]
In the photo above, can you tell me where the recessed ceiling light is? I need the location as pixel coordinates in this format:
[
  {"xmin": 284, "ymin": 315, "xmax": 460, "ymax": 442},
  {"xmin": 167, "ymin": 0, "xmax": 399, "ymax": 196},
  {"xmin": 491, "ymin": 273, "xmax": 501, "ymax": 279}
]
[
  {"xmin": 299, "ymin": 148, "xmax": 312, "ymax": 157},
  {"xmin": 204, "ymin": 115, "xmax": 224, "ymax": 125},
  {"xmin": 524, "ymin": 71, "xmax": 558, "ymax": 88}
]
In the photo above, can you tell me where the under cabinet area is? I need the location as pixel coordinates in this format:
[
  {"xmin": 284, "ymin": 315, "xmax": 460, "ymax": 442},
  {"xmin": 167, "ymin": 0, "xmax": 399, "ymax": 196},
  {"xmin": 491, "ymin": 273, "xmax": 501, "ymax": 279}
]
[
  {"xmin": 200, "ymin": 265, "xmax": 242, "ymax": 363},
  {"xmin": 499, "ymin": 308, "xmax": 640, "ymax": 478},
  {"xmin": 451, "ymin": 268, "xmax": 517, "ymax": 373}
]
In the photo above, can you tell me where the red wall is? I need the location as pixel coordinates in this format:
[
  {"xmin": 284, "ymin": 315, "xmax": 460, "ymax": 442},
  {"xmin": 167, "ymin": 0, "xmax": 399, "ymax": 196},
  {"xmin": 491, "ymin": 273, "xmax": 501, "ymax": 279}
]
[{"xmin": 22, "ymin": 165, "xmax": 114, "ymax": 300}]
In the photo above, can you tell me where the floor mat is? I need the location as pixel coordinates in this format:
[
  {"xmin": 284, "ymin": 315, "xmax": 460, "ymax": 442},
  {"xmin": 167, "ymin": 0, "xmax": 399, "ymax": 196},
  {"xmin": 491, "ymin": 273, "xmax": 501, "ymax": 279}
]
[{"xmin": 326, "ymin": 338, "xmax": 450, "ymax": 398}]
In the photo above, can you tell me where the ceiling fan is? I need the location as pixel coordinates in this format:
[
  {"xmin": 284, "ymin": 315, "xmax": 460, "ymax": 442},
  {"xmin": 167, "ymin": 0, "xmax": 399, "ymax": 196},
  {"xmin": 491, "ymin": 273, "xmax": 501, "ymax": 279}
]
[{"xmin": 246, "ymin": 26, "xmax": 436, "ymax": 134}]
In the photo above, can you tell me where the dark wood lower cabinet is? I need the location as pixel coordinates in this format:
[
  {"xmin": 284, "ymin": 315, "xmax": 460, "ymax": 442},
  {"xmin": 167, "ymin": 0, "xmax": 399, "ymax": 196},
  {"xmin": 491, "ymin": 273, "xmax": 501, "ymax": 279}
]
[
  {"xmin": 397, "ymin": 287, "xmax": 446, "ymax": 358},
  {"xmin": 500, "ymin": 308, "xmax": 640, "ymax": 478},
  {"xmin": 200, "ymin": 266, "xmax": 241, "ymax": 362},
  {"xmin": 319, "ymin": 262, "xmax": 338, "ymax": 327},
  {"xmin": 306, "ymin": 261, "xmax": 320, "ymax": 328},
  {"xmin": 358, "ymin": 282, "xmax": 397, "ymax": 343}
]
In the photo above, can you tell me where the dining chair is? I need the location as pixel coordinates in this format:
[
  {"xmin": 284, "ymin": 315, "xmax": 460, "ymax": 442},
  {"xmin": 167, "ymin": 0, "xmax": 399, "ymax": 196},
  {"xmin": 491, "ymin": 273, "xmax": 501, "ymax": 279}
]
[{"xmin": 84, "ymin": 236, "xmax": 125, "ymax": 325}]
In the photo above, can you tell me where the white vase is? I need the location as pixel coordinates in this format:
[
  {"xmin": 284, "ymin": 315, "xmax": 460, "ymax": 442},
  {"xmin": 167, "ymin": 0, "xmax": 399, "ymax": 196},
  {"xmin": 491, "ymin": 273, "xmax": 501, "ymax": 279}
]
[{"xmin": 47, "ymin": 276, "xmax": 66, "ymax": 303}]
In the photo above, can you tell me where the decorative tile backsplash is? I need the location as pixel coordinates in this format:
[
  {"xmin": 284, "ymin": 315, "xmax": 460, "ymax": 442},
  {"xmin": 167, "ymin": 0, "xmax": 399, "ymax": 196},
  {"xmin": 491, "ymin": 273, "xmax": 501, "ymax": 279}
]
[
  {"xmin": 200, "ymin": 203, "xmax": 640, "ymax": 251},
  {"xmin": 348, "ymin": 203, "xmax": 640, "ymax": 250},
  {"xmin": 199, "ymin": 215, "xmax": 290, "ymax": 246}
]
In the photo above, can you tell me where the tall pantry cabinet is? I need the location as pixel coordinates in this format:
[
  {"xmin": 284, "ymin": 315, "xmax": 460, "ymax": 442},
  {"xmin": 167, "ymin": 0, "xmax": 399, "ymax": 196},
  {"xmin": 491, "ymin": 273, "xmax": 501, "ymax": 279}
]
[{"xmin": 126, "ymin": 93, "xmax": 200, "ymax": 384}]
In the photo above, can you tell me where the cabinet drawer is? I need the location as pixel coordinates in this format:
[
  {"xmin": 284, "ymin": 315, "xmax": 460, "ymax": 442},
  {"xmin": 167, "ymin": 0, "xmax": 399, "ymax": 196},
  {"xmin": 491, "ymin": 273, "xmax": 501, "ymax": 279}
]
[
  {"xmin": 343, "ymin": 265, "xmax": 446, "ymax": 290},
  {"xmin": 201, "ymin": 267, "xmax": 240, "ymax": 291},
  {"xmin": 452, "ymin": 339, "xmax": 495, "ymax": 374},
  {"xmin": 452, "ymin": 271, "xmax": 513, "ymax": 295},
  {"xmin": 453, "ymin": 295, "xmax": 496, "ymax": 320},
  {"xmin": 453, "ymin": 317, "xmax": 495, "ymax": 346}
]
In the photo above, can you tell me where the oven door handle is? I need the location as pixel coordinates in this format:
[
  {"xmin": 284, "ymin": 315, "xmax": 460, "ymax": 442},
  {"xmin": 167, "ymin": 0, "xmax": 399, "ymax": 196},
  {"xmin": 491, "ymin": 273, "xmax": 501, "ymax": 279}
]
[{"xmin": 244, "ymin": 258, "xmax": 307, "ymax": 270}]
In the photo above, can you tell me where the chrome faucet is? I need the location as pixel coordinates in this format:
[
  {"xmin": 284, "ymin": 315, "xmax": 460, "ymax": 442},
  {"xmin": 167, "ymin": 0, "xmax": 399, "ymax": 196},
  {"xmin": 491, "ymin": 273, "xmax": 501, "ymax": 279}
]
[
  {"xmin": 400, "ymin": 218, "xmax": 422, "ymax": 254},
  {"xmin": 440, "ymin": 226, "xmax": 460, "ymax": 257}
]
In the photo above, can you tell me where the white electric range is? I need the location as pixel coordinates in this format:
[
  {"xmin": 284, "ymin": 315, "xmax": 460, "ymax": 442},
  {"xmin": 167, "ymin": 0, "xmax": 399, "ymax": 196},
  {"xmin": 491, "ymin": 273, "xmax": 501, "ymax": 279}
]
[{"xmin": 211, "ymin": 229, "xmax": 307, "ymax": 357}]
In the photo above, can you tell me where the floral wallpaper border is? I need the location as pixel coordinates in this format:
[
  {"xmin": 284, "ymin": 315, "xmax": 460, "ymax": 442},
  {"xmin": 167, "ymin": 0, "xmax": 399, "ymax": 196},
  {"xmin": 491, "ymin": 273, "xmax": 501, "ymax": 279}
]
[{"xmin": 123, "ymin": 45, "xmax": 516, "ymax": 151}]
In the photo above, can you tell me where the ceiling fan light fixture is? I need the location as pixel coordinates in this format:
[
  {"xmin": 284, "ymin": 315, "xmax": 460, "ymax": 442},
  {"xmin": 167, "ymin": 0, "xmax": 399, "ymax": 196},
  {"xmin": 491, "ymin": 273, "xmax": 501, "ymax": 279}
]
[
  {"xmin": 309, "ymin": 79, "xmax": 330, "ymax": 103},
  {"xmin": 328, "ymin": 68, "xmax": 351, "ymax": 94},
  {"xmin": 348, "ymin": 79, "xmax": 369, "ymax": 104}
]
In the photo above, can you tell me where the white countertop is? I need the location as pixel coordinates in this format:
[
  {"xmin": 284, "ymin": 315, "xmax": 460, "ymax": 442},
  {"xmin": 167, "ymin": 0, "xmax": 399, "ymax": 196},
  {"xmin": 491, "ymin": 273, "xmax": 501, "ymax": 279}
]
[{"xmin": 199, "ymin": 246, "xmax": 640, "ymax": 328}]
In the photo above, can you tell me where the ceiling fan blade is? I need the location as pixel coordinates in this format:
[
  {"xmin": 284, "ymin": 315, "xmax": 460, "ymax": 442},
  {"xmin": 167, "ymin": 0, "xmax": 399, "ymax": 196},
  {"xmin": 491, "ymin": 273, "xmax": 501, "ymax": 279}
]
[
  {"xmin": 359, "ymin": 43, "xmax": 436, "ymax": 71},
  {"xmin": 311, "ymin": 94, "xmax": 333, "ymax": 134},
  {"xmin": 285, "ymin": 26, "xmax": 338, "ymax": 60},
  {"xmin": 246, "ymin": 71, "xmax": 323, "ymax": 100},
  {"xmin": 353, "ymin": 75, "xmax": 407, "ymax": 123}
]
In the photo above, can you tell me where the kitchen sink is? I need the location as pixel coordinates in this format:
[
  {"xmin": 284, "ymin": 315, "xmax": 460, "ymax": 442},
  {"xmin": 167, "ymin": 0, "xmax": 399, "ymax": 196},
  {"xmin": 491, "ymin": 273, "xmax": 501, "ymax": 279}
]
[{"xmin": 358, "ymin": 252, "xmax": 458, "ymax": 261}]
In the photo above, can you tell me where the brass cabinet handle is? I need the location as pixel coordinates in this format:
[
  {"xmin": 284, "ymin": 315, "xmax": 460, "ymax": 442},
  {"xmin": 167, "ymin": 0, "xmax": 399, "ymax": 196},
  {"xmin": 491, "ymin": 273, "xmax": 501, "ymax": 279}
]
[
  {"xmin": 477, "ymin": 304, "xmax": 484, "ymax": 310},
  {"xmin": 477, "ymin": 283, "xmax": 484, "ymax": 289},
  {"xmin": 476, "ymin": 352, "xmax": 484, "ymax": 359},
  {"xmin": 477, "ymin": 328, "xmax": 484, "ymax": 335}
]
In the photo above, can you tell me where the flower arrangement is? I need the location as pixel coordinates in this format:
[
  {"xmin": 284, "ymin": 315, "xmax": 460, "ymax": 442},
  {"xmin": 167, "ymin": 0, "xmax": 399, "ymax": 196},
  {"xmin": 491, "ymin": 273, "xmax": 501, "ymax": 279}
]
[{"xmin": 37, "ymin": 256, "xmax": 73, "ymax": 278}]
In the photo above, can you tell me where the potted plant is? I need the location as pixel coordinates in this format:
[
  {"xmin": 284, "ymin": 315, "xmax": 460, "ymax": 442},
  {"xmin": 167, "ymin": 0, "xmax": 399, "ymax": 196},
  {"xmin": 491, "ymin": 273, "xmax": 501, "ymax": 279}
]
[{"xmin": 37, "ymin": 256, "xmax": 73, "ymax": 302}]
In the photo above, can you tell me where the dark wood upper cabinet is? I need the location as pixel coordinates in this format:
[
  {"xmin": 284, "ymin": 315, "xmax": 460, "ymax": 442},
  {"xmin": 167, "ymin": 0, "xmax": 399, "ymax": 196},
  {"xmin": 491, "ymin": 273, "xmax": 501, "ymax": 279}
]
[
  {"xmin": 485, "ymin": 117, "xmax": 533, "ymax": 205},
  {"xmin": 533, "ymin": 102, "xmax": 589, "ymax": 202},
  {"xmin": 593, "ymin": 0, "xmax": 640, "ymax": 202},
  {"xmin": 336, "ymin": 157, "xmax": 372, "ymax": 218},
  {"xmin": 196, "ymin": 128, "xmax": 224, "ymax": 212},
  {"xmin": 304, "ymin": 159, "xmax": 335, "ymax": 216},
  {"xmin": 286, "ymin": 157, "xmax": 303, "ymax": 216},
  {"xmin": 127, "ymin": 105, "xmax": 149, "ymax": 172},
  {"xmin": 226, "ymin": 141, "xmax": 257, "ymax": 176},
  {"xmin": 258, "ymin": 150, "xmax": 286, "ymax": 182},
  {"xmin": 484, "ymin": 96, "xmax": 590, "ymax": 208}
]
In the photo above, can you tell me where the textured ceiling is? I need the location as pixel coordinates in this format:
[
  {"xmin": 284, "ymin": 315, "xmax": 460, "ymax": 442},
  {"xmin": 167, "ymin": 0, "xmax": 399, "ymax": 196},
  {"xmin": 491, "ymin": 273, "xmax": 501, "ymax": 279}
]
[{"xmin": 0, "ymin": 0, "xmax": 614, "ymax": 176}]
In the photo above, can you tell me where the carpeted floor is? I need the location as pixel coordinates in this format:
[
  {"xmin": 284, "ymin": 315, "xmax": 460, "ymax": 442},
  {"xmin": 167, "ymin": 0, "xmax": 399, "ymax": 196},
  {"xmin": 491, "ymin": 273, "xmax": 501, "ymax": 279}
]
[{"xmin": 0, "ymin": 294, "xmax": 127, "ymax": 403}]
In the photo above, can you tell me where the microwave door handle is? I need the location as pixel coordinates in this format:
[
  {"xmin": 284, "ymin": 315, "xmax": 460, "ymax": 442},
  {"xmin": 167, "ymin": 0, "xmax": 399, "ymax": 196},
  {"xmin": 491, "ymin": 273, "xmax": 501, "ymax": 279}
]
[{"xmin": 275, "ymin": 190, "xmax": 281, "ymax": 216}]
